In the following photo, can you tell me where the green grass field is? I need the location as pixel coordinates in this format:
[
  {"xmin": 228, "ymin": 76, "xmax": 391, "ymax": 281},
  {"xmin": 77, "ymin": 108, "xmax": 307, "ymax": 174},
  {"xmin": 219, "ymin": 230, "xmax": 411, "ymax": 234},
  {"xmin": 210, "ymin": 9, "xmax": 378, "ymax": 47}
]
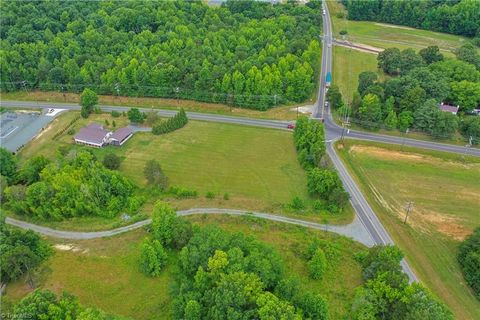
[
  {"xmin": 332, "ymin": 46, "xmax": 383, "ymax": 103},
  {"xmin": 15, "ymin": 111, "xmax": 353, "ymax": 228},
  {"xmin": 4, "ymin": 215, "xmax": 364, "ymax": 319},
  {"xmin": 327, "ymin": 1, "xmax": 471, "ymax": 56},
  {"xmin": 336, "ymin": 140, "xmax": 480, "ymax": 320}
]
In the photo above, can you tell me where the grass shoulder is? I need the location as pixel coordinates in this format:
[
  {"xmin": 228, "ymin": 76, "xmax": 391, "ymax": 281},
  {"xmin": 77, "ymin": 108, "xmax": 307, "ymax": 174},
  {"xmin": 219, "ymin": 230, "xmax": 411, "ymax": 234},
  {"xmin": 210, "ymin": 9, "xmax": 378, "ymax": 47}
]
[{"xmin": 1, "ymin": 90, "xmax": 300, "ymax": 120}]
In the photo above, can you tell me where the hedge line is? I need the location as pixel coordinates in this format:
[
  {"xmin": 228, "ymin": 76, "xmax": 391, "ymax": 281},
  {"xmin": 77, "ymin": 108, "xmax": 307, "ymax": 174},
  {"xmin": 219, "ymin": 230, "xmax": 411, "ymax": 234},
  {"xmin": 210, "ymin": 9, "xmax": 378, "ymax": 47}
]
[{"xmin": 152, "ymin": 109, "xmax": 188, "ymax": 135}]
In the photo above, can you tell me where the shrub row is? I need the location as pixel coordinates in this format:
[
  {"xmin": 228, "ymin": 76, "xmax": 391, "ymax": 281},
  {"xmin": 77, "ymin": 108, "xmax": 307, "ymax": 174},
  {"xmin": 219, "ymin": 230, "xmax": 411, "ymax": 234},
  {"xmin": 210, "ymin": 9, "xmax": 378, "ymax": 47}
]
[
  {"xmin": 167, "ymin": 186, "xmax": 198, "ymax": 199},
  {"xmin": 458, "ymin": 227, "xmax": 480, "ymax": 297},
  {"xmin": 52, "ymin": 115, "xmax": 80, "ymax": 140},
  {"xmin": 293, "ymin": 117, "xmax": 349, "ymax": 212},
  {"xmin": 293, "ymin": 116, "xmax": 326, "ymax": 169},
  {"xmin": 152, "ymin": 109, "xmax": 188, "ymax": 135}
]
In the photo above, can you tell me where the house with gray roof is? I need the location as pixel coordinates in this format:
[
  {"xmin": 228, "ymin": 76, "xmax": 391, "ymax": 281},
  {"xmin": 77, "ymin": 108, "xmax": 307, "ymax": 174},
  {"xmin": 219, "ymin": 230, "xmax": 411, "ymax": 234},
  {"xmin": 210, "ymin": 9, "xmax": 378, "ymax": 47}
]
[{"xmin": 74, "ymin": 123, "xmax": 133, "ymax": 148}]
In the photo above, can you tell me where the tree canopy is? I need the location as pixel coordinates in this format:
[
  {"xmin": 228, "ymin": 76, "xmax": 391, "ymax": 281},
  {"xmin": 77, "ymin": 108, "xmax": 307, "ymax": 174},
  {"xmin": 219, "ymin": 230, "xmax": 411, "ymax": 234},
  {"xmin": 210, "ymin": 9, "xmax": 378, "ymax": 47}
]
[
  {"xmin": 12, "ymin": 290, "xmax": 124, "ymax": 320},
  {"xmin": 80, "ymin": 88, "xmax": 98, "ymax": 118},
  {"xmin": 173, "ymin": 224, "xmax": 329, "ymax": 320},
  {"xmin": 0, "ymin": 214, "xmax": 52, "ymax": 285},
  {"xmin": 0, "ymin": 147, "xmax": 17, "ymax": 184},
  {"xmin": 458, "ymin": 227, "xmax": 480, "ymax": 297},
  {"xmin": 0, "ymin": 0, "xmax": 323, "ymax": 110},
  {"xmin": 344, "ymin": 0, "xmax": 480, "ymax": 37},
  {"xmin": 4, "ymin": 151, "xmax": 143, "ymax": 220},
  {"xmin": 352, "ymin": 245, "xmax": 453, "ymax": 320},
  {"xmin": 351, "ymin": 46, "xmax": 479, "ymax": 139}
]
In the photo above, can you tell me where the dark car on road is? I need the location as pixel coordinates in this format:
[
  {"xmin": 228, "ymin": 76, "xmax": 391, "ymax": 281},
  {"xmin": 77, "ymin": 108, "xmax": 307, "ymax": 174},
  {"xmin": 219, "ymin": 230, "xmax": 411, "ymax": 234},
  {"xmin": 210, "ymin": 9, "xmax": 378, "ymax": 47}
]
[{"xmin": 287, "ymin": 124, "xmax": 295, "ymax": 129}]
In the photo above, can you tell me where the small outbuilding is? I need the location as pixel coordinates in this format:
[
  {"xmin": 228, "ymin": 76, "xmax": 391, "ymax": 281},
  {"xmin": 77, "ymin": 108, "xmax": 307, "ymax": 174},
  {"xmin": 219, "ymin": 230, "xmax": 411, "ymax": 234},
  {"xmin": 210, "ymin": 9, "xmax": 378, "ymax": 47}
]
[{"xmin": 438, "ymin": 102, "xmax": 459, "ymax": 115}]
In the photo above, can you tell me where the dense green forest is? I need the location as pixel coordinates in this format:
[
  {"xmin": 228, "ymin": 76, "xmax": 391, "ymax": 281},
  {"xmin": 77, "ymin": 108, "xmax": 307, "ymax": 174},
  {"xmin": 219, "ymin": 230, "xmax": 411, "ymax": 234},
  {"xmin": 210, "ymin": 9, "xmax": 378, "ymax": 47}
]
[
  {"xmin": 2, "ymin": 150, "xmax": 144, "ymax": 220},
  {"xmin": 0, "ymin": 0, "xmax": 323, "ymax": 110},
  {"xmin": 351, "ymin": 246, "xmax": 452, "ymax": 319},
  {"xmin": 342, "ymin": 0, "xmax": 480, "ymax": 38},
  {"xmin": 0, "ymin": 213, "xmax": 52, "ymax": 287},
  {"xmin": 10, "ymin": 290, "xmax": 125, "ymax": 319}
]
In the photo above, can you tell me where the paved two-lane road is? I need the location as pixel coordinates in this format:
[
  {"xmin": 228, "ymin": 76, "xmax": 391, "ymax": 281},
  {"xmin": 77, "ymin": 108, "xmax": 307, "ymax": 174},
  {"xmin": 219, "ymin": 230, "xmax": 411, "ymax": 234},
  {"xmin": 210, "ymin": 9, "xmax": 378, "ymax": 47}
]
[
  {"xmin": 2, "ymin": 100, "xmax": 477, "ymax": 156},
  {"xmin": 313, "ymin": 1, "xmax": 333, "ymax": 119}
]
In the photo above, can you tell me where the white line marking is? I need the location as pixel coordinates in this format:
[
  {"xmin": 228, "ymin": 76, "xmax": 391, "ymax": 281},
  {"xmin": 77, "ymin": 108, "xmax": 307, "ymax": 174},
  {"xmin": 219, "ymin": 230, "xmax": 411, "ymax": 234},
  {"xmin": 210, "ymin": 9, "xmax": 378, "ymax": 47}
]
[{"xmin": 0, "ymin": 126, "xmax": 18, "ymax": 138}]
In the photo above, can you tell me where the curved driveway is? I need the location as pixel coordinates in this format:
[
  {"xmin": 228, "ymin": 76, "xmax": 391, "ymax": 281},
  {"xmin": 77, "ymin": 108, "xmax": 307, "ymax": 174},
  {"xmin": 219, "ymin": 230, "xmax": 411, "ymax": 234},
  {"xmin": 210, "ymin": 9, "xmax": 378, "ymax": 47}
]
[{"xmin": 6, "ymin": 208, "xmax": 375, "ymax": 247}]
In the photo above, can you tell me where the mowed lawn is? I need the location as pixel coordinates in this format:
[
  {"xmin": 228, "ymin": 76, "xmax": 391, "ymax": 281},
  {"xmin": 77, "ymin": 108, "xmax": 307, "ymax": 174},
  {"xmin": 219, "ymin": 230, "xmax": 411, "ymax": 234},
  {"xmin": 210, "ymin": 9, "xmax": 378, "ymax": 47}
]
[
  {"xmin": 332, "ymin": 46, "xmax": 382, "ymax": 103},
  {"xmin": 336, "ymin": 140, "xmax": 480, "ymax": 320},
  {"xmin": 116, "ymin": 121, "xmax": 308, "ymax": 207},
  {"xmin": 4, "ymin": 215, "xmax": 364, "ymax": 320},
  {"xmin": 327, "ymin": 1, "xmax": 471, "ymax": 55}
]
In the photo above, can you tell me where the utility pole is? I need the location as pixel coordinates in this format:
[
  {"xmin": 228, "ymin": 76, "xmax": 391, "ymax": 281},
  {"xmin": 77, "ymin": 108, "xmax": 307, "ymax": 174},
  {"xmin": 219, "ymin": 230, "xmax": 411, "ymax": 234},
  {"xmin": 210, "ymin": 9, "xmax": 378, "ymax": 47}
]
[
  {"xmin": 21, "ymin": 80, "xmax": 27, "ymax": 93},
  {"xmin": 462, "ymin": 136, "xmax": 473, "ymax": 162},
  {"xmin": 404, "ymin": 201, "xmax": 414, "ymax": 224},
  {"xmin": 175, "ymin": 87, "xmax": 180, "ymax": 105},
  {"xmin": 114, "ymin": 83, "xmax": 120, "ymax": 102},
  {"xmin": 61, "ymin": 85, "xmax": 66, "ymax": 101},
  {"xmin": 401, "ymin": 128, "xmax": 409, "ymax": 151},
  {"xmin": 228, "ymin": 93, "xmax": 233, "ymax": 112}
]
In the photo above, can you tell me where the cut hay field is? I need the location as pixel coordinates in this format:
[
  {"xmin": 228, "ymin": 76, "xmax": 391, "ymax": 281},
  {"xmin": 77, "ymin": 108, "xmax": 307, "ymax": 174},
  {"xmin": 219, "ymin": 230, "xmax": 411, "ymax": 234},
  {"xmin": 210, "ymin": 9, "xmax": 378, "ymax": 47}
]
[
  {"xmin": 4, "ymin": 215, "xmax": 365, "ymax": 320},
  {"xmin": 327, "ymin": 1, "xmax": 471, "ymax": 56},
  {"xmin": 332, "ymin": 46, "xmax": 383, "ymax": 103},
  {"xmin": 336, "ymin": 140, "xmax": 480, "ymax": 320}
]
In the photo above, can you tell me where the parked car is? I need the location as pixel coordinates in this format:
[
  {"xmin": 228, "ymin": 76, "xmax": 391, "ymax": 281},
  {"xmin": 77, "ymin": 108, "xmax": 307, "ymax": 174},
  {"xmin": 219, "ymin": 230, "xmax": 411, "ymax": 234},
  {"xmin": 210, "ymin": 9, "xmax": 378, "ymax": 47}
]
[{"xmin": 287, "ymin": 124, "xmax": 295, "ymax": 129}]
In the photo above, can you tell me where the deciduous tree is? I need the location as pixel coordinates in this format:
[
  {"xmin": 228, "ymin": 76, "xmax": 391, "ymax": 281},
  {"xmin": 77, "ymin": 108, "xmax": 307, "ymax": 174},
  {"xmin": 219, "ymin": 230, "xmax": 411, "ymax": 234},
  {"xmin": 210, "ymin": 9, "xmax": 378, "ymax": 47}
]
[
  {"xmin": 18, "ymin": 155, "xmax": 50, "ymax": 185},
  {"xmin": 0, "ymin": 147, "xmax": 17, "ymax": 184},
  {"xmin": 80, "ymin": 88, "xmax": 98, "ymax": 118},
  {"xmin": 144, "ymin": 160, "xmax": 168, "ymax": 190},
  {"xmin": 358, "ymin": 71, "xmax": 378, "ymax": 96},
  {"xmin": 103, "ymin": 153, "xmax": 121, "ymax": 170},
  {"xmin": 326, "ymin": 84, "xmax": 343, "ymax": 108},
  {"xmin": 127, "ymin": 108, "xmax": 144, "ymax": 124},
  {"xmin": 358, "ymin": 94, "xmax": 383, "ymax": 125},
  {"xmin": 419, "ymin": 46, "xmax": 443, "ymax": 64}
]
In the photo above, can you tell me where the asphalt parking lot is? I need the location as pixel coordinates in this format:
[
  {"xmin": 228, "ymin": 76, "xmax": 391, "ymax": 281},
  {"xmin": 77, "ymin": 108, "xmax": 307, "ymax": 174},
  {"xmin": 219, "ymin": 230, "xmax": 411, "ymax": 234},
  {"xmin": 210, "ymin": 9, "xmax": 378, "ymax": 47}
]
[{"xmin": 0, "ymin": 109, "xmax": 62, "ymax": 153}]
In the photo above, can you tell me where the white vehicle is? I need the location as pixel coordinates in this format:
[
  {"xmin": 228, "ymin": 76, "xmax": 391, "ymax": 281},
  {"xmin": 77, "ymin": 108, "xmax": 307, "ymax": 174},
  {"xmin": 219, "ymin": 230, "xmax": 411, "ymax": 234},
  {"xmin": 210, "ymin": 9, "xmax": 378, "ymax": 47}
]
[{"xmin": 322, "ymin": 10, "xmax": 326, "ymax": 15}]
